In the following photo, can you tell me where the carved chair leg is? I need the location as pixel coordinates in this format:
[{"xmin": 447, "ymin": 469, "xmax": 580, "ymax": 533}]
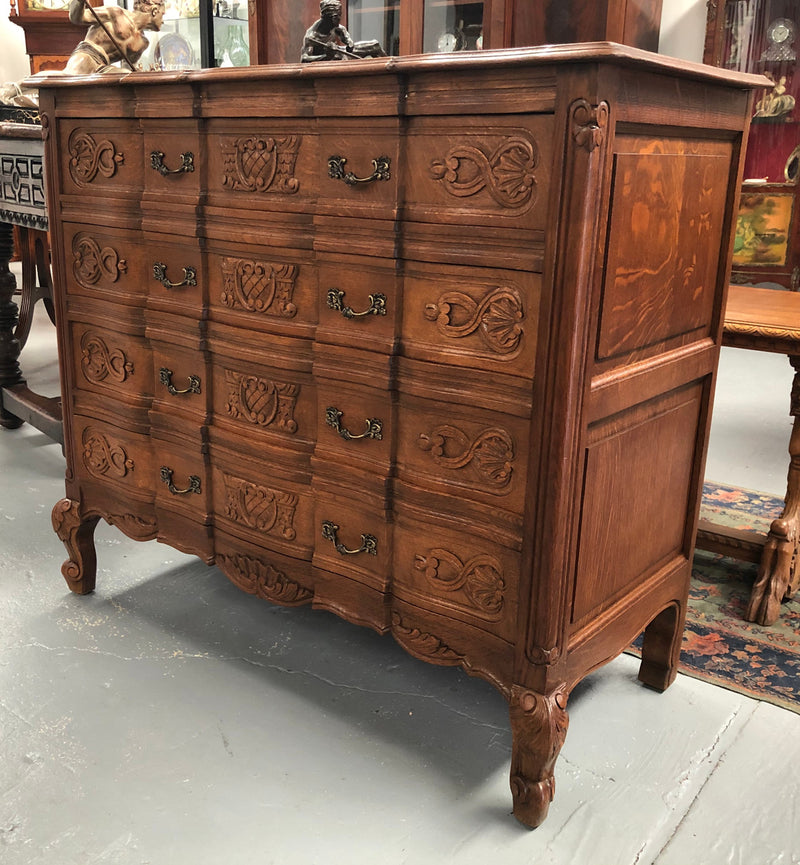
[
  {"xmin": 51, "ymin": 498, "xmax": 100, "ymax": 594},
  {"xmin": 638, "ymin": 601, "xmax": 684, "ymax": 692},
  {"xmin": 746, "ymin": 358, "xmax": 800, "ymax": 626},
  {"xmin": 508, "ymin": 684, "xmax": 569, "ymax": 829}
]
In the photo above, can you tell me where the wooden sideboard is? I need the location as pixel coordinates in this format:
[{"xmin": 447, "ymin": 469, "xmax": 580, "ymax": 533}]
[{"xmin": 34, "ymin": 46, "xmax": 761, "ymax": 827}]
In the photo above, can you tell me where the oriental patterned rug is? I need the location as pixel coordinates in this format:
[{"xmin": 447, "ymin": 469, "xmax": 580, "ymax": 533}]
[{"xmin": 628, "ymin": 482, "xmax": 800, "ymax": 714}]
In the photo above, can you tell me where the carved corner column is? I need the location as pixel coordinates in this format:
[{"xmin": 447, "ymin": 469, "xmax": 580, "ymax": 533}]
[
  {"xmin": 51, "ymin": 497, "xmax": 100, "ymax": 594},
  {"xmin": 508, "ymin": 684, "xmax": 569, "ymax": 828},
  {"xmin": 747, "ymin": 354, "xmax": 800, "ymax": 625},
  {"xmin": 0, "ymin": 220, "xmax": 25, "ymax": 429}
]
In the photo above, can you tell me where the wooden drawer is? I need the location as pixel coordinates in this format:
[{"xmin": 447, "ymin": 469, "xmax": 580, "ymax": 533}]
[
  {"xmin": 404, "ymin": 115, "xmax": 552, "ymax": 231},
  {"xmin": 154, "ymin": 436, "xmax": 211, "ymax": 522},
  {"xmin": 315, "ymin": 252, "xmax": 400, "ymax": 354},
  {"xmin": 206, "ymin": 244, "xmax": 317, "ymax": 338},
  {"xmin": 150, "ymin": 341, "xmax": 209, "ymax": 424},
  {"xmin": 63, "ymin": 223, "xmax": 144, "ymax": 306},
  {"xmin": 145, "ymin": 234, "xmax": 205, "ymax": 315},
  {"xmin": 312, "ymin": 493, "xmax": 391, "ymax": 594},
  {"xmin": 57, "ymin": 118, "xmax": 141, "ymax": 199},
  {"xmin": 204, "ymin": 119, "xmax": 318, "ymax": 215},
  {"xmin": 396, "ymin": 392, "xmax": 529, "ymax": 515},
  {"xmin": 401, "ymin": 261, "xmax": 540, "ymax": 378},
  {"xmin": 69, "ymin": 318, "xmax": 152, "ymax": 408},
  {"xmin": 317, "ymin": 118, "xmax": 401, "ymax": 220},
  {"xmin": 143, "ymin": 121, "xmax": 203, "ymax": 203},
  {"xmin": 211, "ymin": 445, "xmax": 316, "ymax": 562},
  {"xmin": 73, "ymin": 414, "xmax": 152, "ymax": 497},
  {"xmin": 392, "ymin": 512, "xmax": 520, "ymax": 644}
]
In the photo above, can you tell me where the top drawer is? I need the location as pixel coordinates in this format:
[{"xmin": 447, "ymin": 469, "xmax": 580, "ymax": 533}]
[
  {"xmin": 57, "ymin": 118, "xmax": 142, "ymax": 200},
  {"xmin": 403, "ymin": 116, "xmax": 553, "ymax": 231}
]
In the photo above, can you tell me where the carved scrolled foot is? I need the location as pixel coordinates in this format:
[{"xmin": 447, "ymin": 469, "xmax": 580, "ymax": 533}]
[
  {"xmin": 51, "ymin": 498, "xmax": 100, "ymax": 594},
  {"xmin": 746, "ymin": 517, "xmax": 796, "ymax": 626},
  {"xmin": 638, "ymin": 602, "xmax": 683, "ymax": 692},
  {"xmin": 508, "ymin": 684, "xmax": 569, "ymax": 829}
]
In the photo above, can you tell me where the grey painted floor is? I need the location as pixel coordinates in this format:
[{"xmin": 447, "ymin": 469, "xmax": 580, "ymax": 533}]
[{"xmin": 1, "ymin": 294, "xmax": 798, "ymax": 864}]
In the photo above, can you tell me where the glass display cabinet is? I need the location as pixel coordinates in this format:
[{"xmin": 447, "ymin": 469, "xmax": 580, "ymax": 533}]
[{"xmin": 705, "ymin": 0, "xmax": 800, "ymax": 289}]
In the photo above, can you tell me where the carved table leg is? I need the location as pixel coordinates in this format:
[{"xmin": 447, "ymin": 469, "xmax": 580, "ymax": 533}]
[
  {"xmin": 746, "ymin": 355, "xmax": 800, "ymax": 626},
  {"xmin": 51, "ymin": 498, "xmax": 100, "ymax": 594},
  {"xmin": 0, "ymin": 220, "xmax": 25, "ymax": 429},
  {"xmin": 508, "ymin": 684, "xmax": 569, "ymax": 829},
  {"xmin": 638, "ymin": 601, "xmax": 683, "ymax": 692}
]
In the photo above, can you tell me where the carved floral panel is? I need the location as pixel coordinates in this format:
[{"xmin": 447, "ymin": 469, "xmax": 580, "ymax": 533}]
[
  {"xmin": 72, "ymin": 233, "xmax": 128, "ymax": 290},
  {"xmin": 221, "ymin": 136, "xmax": 301, "ymax": 194},
  {"xmin": 222, "ymin": 472, "xmax": 298, "ymax": 540},
  {"xmin": 417, "ymin": 424, "xmax": 514, "ymax": 490},
  {"xmin": 224, "ymin": 369, "xmax": 299, "ymax": 432},
  {"xmin": 221, "ymin": 257, "xmax": 298, "ymax": 318},
  {"xmin": 81, "ymin": 427, "xmax": 134, "ymax": 480},
  {"xmin": 67, "ymin": 129, "xmax": 124, "ymax": 188},
  {"xmin": 414, "ymin": 547, "xmax": 506, "ymax": 618},
  {"xmin": 80, "ymin": 331, "xmax": 134, "ymax": 385}
]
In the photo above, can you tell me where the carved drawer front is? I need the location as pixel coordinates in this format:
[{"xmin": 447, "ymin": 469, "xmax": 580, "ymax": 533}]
[
  {"xmin": 70, "ymin": 320, "xmax": 152, "ymax": 404},
  {"xmin": 317, "ymin": 120, "xmax": 400, "ymax": 219},
  {"xmin": 73, "ymin": 414, "xmax": 153, "ymax": 496},
  {"xmin": 392, "ymin": 516, "xmax": 520, "ymax": 645},
  {"xmin": 64, "ymin": 223, "xmax": 143, "ymax": 304},
  {"xmin": 207, "ymin": 248, "xmax": 315, "ymax": 333},
  {"xmin": 211, "ymin": 357, "xmax": 316, "ymax": 449},
  {"xmin": 58, "ymin": 119, "xmax": 141, "ymax": 198},
  {"xmin": 211, "ymin": 460, "xmax": 315, "ymax": 561},
  {"xmin": 314, "ymin": 381, "xmax": 393, "ymax": 478},
  {"xmin": 204, "ymin": 120, "xmax": 317, "ymax": 213},
  {"xmin": 396, "ymin": 393, "xmax": 528, "ymax": 515},
  {"xmin": 403, "ymin": 116, "xmax": 552, "ymax": 230},
  {"xmin": 401, "ymin": 262, "xmax": 540, "ymax": 377},
  {"xmin": 313, "ymin": 496, "xmax": 391, "ymax": 594},
  {"xmin": 146, "ymin": 236, "xmax": 205, "ymax": 314},
  {"xmin": 316, "ymin": 254, "xmax": 399, "ymax": 354}
]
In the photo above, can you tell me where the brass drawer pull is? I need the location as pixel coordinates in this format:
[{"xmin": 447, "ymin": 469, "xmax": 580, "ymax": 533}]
[
  {"xmin": 159, "ymin": 367, "xmax": 201, "ymax": 396},
  {"xmin": 160, "ymin": 467, "xmax": 201, "ymax": 495},
  {"xmin": 328, "ymin": 155, "xmax": 391, "ymax": 186},
  {"xmin": 153, "ymin": 262, "xmax": 197, "ymax": 289},
  {"xmin": 150, "ymin": 150, "xmax": 195, "ymax": 176},
  {"xmin": 325, "ymin": 407, "xmax": 382, "ymax": 441},
  {"xmin": 326, "ymin": 289, "xmax": 387, "ymax": 319},
  {"xmin": 321, "ymin": 520, "xmax": 378, "ymax": 556}
]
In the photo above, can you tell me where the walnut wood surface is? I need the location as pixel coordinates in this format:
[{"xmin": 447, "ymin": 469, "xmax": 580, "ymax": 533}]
[{"xmin": 34, "ymin": 46, "xmax": 758, "ymax": 828}]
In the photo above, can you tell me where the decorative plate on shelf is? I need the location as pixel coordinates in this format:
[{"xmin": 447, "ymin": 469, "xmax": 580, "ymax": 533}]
[{"xmin": 154, "ymin": 32, "xmax": 195, "ymax": 71}]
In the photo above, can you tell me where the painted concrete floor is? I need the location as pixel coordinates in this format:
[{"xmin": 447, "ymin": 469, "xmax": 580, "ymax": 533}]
[{"xmin": 1, "ymin": 298, "xmax": 798, "ymax": 864}]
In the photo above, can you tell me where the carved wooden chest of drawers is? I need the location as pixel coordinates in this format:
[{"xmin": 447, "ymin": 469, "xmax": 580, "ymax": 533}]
[{"xmin": 35, "ymin": 45, "xmax": 761, "ymax": 827}]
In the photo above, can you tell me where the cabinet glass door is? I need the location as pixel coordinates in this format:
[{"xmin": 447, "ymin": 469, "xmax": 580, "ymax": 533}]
[
  {"xmin": 423, "ymin": 0, "xmax": 484, "ymax": 53},
  {"xmin": 346, "ymin": 1, "xmax": 401, "ymax": 56}
]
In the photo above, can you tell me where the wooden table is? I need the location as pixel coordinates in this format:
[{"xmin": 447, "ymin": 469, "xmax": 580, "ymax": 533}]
[
  {"xmin": 696, "ymin": 284, "xmax": 800, "ymax": 625},
  {"xmin": 0, "ymin": 120, "xmax": 62, "ymax": 443}
]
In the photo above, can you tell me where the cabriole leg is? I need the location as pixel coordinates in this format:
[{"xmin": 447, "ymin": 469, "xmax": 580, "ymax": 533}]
[
  {"xmin": 508, "ymin": 684, "xmax": 569, "ymax": 829},
  {"xmin": 51, "ymin": 498, "xmax": 100, "ymax": 594}
]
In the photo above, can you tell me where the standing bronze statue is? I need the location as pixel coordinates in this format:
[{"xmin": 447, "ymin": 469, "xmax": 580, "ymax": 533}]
[
  {"xmin": 64, "ymin": 0, "xmax": 166, "ymax": 73},
  {"xmin": 301, "ymin": 0, "xmax": 385, "ymax": 62}
]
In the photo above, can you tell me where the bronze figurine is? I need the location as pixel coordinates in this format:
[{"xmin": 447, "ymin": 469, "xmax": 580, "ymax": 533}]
[{"xmin": 301, "ymin": 0, "xmax": 385, "ymax": 62}]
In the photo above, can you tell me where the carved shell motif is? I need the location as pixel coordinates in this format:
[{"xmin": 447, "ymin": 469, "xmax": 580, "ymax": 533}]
[
  {"xmin": 429, "ymin": 135, "xmax": 538, "ymax": 210},
  {"xmin": 417, "ymin": 424, "xmax": 514, "ymax": 489},
  {"xmin": 414, "ymin": 548, "xmax": 506, "ymax": 617},
  {"xmin": 424, "ymin": 286, "xmax": 524, "ymax": 356}
]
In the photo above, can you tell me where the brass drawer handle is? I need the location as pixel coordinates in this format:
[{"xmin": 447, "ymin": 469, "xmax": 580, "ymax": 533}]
[
  {"xmin": 321, "ymin": 520, "xmax": 378, "ymax": 556},
  {"xmin": 325, "ymin": 407, "xmax": 382, "ymax": 441},
  {"xmin": 326, "ymin": 289, "xmax": 387, "ymax": 319},
  {"xmin": 153, "ymin": 262, "xmax": 197, "ymax": 289},
  {"xmin": 328, "ymin": 155, "xmax": 391, "ymax": 186},
  {"xmin": 160, "ymin": 466, "xmax": 201, "ymax": 495},
  {"xmin": 159, "ymin": 367, "xmax": 201, "ymax": 396},
  {"xmin": 150, "ymin": 150, "xmax": 195, "ymax": 176}
]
